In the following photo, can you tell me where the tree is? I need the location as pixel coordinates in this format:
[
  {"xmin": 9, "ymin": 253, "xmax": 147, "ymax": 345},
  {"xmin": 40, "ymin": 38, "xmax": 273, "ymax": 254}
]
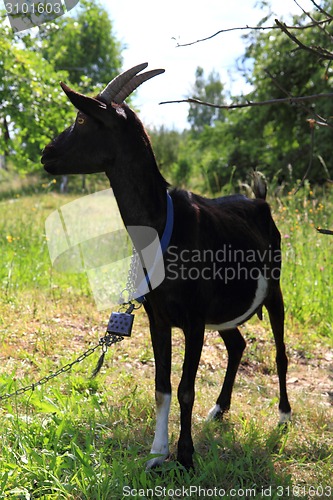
[
  {"xmin": 39, "ymin": 0, "xmax": 123, "ymax": 90},
  {"xmin": 167, "ymin": 1, "xmax": 333, "ymax": 186},
  {"xmin": 238, "ymin": 0, "xmax": 333, "ymax": 181},
  {"xmin": 0, "ymin": 0, "xmax": 122, "ymax": 173},
  {"xmin": 0, "ymin": 20, "xmax": 72, "ymax": 172},
  {"xmin": 187, "ymin": 67, "xmax": 225, "ymax": 132}
]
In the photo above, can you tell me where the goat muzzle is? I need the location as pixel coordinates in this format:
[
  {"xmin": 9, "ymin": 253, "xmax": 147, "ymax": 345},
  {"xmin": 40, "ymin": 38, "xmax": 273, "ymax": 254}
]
[{"xmin": 41, "ymin": 145, "xmax": 59, "ymax": 173}]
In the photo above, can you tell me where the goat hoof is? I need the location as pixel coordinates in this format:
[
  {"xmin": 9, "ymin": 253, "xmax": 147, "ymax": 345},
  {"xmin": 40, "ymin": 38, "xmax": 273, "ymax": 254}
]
[
  {"xmin": 279, "ymin": 410, "xmax": 292, "ymax": 425},
  {"xmin": 177, "ymin": 450, "xmax": 195, "ymax": 471},
  {"xmin": 145, "ymin": 455, "xmax": 167, "ymax": 470},
  {"xmin": 177, "ymin": 459, "xmax": 194, "ymax": 471},
  {"xmin": 206, "ymin": 404, "xmax": 229, "ymax": 422}
]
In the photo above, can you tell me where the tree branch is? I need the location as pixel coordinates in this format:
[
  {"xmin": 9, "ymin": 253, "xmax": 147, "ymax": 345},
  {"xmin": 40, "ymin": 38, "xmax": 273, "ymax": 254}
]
[
  {"xmin": 175, "ymin": 18, "xmax": 332, "ymax": 48},
  {"xmin": 310, "ymin": 0, "xmax": 332, "ymax": 18},
  {"xmin": 160, "ymin": 92, "xmax": 333, "ymax": 121},
  {"xmin": 264, "ymin": 69, "xmax": 330, "ymax": 127},
  {"xmin": 275, "ymin": 19, "xmax": 333, "ymax": 60},
  {"xmin": 293, "ymin": 0, "xmax": 333, "ymax": 42},
  {"xmin": 317, "ymin": 227, "xmax": 333, "ymax": 235}
]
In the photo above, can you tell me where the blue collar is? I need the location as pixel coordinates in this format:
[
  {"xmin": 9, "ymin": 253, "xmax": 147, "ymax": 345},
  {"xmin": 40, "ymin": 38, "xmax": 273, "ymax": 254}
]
[
  {"xmin": 160, "ymin": 192, "xmax": 174, "ymax": 254},
  {"xmin": 136, "ymin": 191, "xmax": 174, "ymax": 303}
]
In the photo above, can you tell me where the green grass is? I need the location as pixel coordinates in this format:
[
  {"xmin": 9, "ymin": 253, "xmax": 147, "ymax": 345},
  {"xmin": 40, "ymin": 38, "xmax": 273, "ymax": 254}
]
[
  {"xmin": 0, "ymin": 187, "xmax": 332, "ymax": 499},
  {"xmin": 275, "ymin": 184, "xmax": 333, "ymax": 339}
]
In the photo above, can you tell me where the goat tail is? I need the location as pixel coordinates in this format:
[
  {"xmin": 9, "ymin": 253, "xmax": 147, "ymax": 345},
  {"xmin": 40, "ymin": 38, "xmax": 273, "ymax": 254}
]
[
  {"xmin": 251, "ymin": 170, "xmax": 267, "ymax": 200},
  {"xmin": 91, "ymin": 351, "xmax": 106, "ymax": 378}
]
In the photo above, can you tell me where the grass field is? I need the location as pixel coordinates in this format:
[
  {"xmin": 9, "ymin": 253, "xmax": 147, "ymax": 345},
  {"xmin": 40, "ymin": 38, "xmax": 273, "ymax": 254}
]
[{"xmin": 0, "ymin": 184, "xmax": 332, "ymax": 499}]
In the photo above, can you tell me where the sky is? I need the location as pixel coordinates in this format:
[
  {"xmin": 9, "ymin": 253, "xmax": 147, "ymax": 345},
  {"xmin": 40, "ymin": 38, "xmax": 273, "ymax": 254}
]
[{"xmin": 98, "ymin": 0, "xmax": 315, "ymax": 130}]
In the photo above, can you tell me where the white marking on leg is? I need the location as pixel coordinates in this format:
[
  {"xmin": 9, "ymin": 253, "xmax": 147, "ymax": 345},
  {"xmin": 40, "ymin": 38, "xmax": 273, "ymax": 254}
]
[
  {"xmin": 206, "ymin": 273, "xmax": 268, "ymax": 331},
  {"xmin": 146, "ymin": 392, "xmax": 171, "ymax": 469},
  {"xmin": 206, "ymin": 404, "xmax": 221, "ymax": 421},
  {"xmin": 279, "ymin": 409, "xmax": 292, "ymax": 424}
]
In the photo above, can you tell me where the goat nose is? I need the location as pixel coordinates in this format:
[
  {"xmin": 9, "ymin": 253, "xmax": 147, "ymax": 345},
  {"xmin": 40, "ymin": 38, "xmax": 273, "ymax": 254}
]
[
  {"xmin": 41, "ymin": 150, "xmax": 48, "ymax": 164},
  {"xmin": 41, "ymin": 144, "xmax": 55, "ymax": 160},
  {"xmin": 41, "ymin": 147, "xmax": 57, "ymax": 169}
]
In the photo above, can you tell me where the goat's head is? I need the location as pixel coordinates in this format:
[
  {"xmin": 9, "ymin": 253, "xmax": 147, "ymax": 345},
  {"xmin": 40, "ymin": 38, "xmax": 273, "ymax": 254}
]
[{"xmin": 41, "ymin": 63, "xmax": 165, "ymax": 176}]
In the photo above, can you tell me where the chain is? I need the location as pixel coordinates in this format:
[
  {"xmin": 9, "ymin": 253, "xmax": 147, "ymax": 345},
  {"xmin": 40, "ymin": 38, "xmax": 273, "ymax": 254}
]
[
  {"xmin": 0, "ymin": 251, "xmax": 142, "ymax": 402},
  {"xmin": 119, "ymin": 248, "xmax": 141, "ymax": 305},
  {"xmin": 0, "ymin": 332, "xmax": 124, "ymax": 403},
  {"xmin": 127, "ymin": 248, "xmax": 140, "ymax": 297},
  {"xmin": 0, "ymin": 249, "xmax": 144, "ymax": 403}
]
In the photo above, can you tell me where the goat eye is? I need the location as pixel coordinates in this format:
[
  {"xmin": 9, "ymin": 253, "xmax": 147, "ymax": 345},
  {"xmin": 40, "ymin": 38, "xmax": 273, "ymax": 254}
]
[{"xmin": 77, "ymin": 117, "xmax": 85, "ymax": 125}]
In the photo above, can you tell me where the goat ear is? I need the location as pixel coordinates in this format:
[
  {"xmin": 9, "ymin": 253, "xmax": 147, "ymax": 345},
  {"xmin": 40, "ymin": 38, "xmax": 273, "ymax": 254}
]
[{"xmin": 60, "ymin": 82, "xmax": 107, "ymax": 118}]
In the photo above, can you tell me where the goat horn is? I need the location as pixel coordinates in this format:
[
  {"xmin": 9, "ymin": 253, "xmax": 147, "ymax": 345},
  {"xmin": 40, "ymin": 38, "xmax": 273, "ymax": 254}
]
[
  {"xmin": 113, "ymin": 69, "xmax": 165, "ymax": 104},
  {"xmin": 98, "ymin": 62, "xmax": 148, "ymax": 103}
]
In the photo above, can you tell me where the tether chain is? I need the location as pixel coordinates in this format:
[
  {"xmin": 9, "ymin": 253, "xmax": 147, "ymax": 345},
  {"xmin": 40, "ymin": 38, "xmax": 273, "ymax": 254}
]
[
  {"xmin": 0, "ymin": 333, "xmax": 123, "ymax": 403},
  {"xmin": 0, "ymin": 250, "xmax": 142, "ymax": 403},
  {"xmin": 119, "ymin": 247, "xmax": 141, "ymax": 304}
]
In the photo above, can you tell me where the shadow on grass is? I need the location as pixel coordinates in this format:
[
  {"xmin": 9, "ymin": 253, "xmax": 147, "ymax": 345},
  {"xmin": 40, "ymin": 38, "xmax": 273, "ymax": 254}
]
[{"xmin": 1, "ymin": 384, "xmax": 332, "ymax": 499}]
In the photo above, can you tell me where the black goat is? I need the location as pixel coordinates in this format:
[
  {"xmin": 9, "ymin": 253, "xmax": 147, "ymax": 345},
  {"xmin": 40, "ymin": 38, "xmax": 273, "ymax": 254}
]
[{"xmin": 42, "ymin": 63, "xmax": 291, "ymax": 470}]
